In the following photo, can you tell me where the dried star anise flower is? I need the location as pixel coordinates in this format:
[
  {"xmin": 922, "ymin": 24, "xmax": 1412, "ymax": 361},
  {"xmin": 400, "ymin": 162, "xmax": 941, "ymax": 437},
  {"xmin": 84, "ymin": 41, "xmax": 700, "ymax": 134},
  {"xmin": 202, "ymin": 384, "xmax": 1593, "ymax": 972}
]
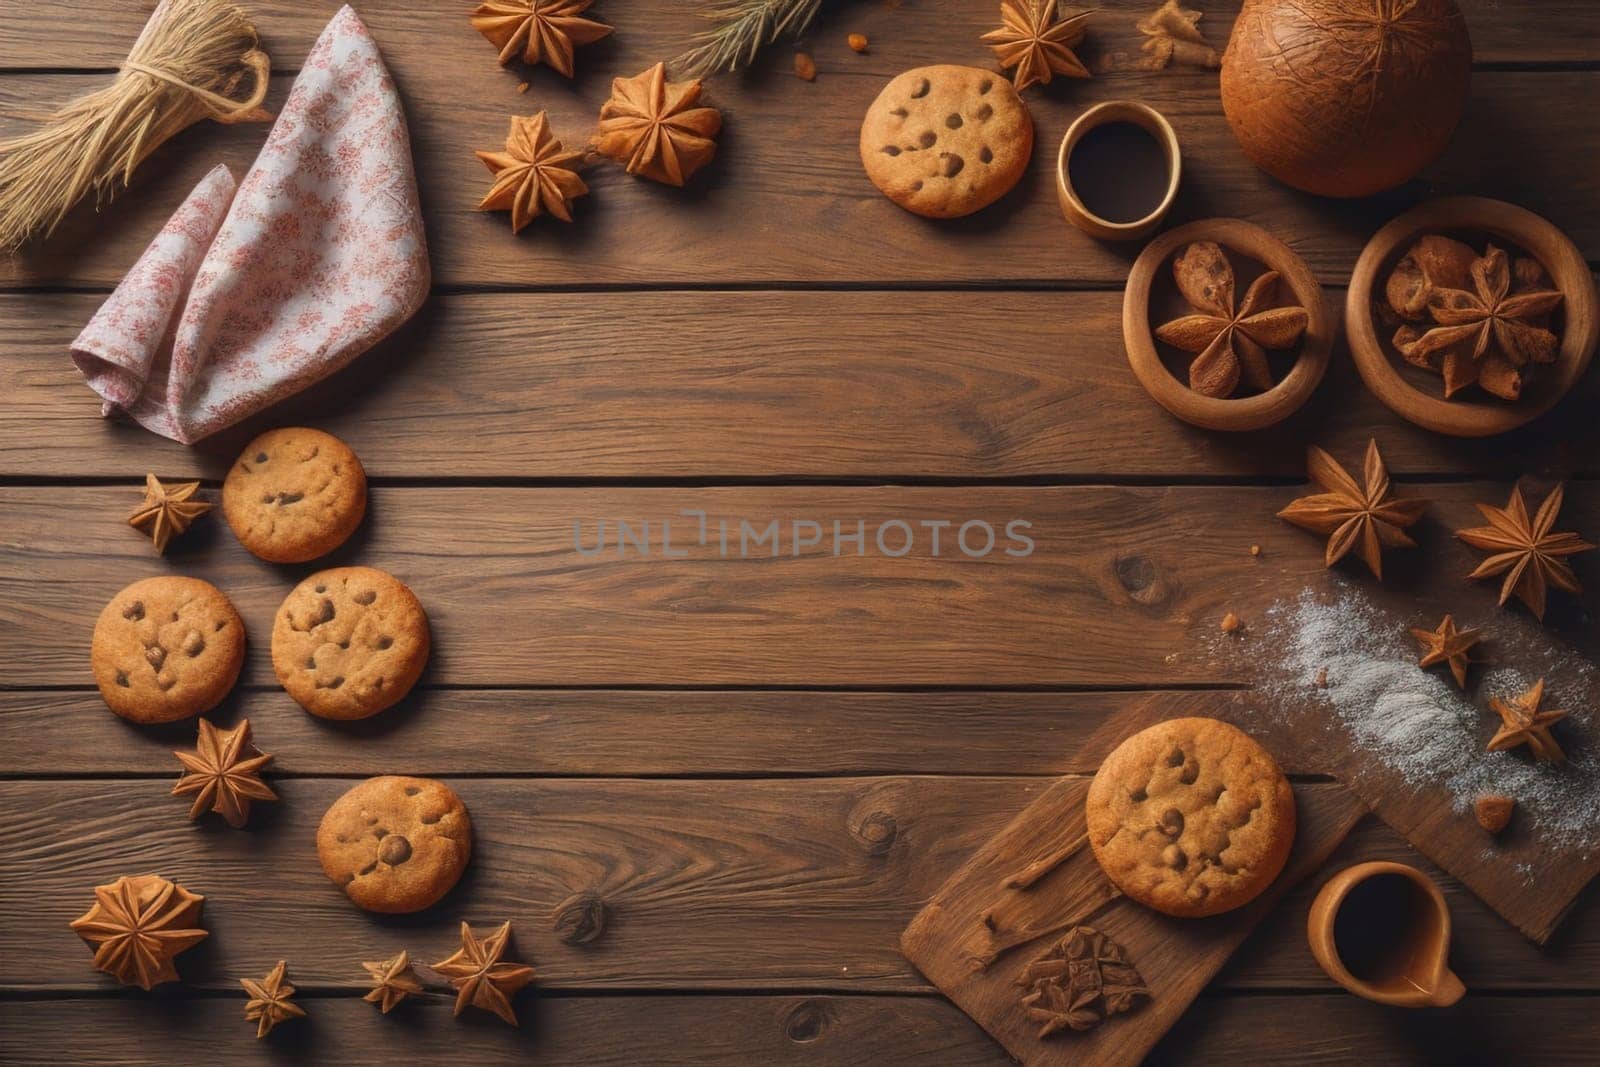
[
  {"xmin": 69, "ymin": 874, "xmax": 208, "ymax": 990},
  {"xmin": 1486, "ymin": 678, "xmax": 1567, "ymax": 764},
  {"xmin": 1408, "ymin": 614, "xmax": 1482, "ymax": 690},
  {"xmin": 1155, "ymin": 241, "xmax": 1309, "ymax": 398},
  {"xmin": 172, "ymin": 718, "xmax": 277, "ymax": 828},
  {"xmin": 242, "ymin": 960, "xmax": 307, "ymax": 1039},
  {"xmin": 592, "ymin": 62, "xmax": 722, "ymax": 187},
  {"xmin": 470, "ymin": 0, "xmax": 613, "ymax": 77},
  {"xmin": 982, "ymin": 0, "xmax": 1091, "ymax": 91},
  {"xmin": 128, "ymin": 473, "xmax": 211, "ymax": 554},
  {"xmin": 476, "ymin": 112, "xmax": 589, "ymax": 233},
  {"xmin": 1276, "ymin": 439, "xmax": 1425, "ymax": 581},
  {"xmin": 363, "ymin": 950, "xmax": 426, "ymax": 1013},
  {"xmin": 433, "ymin": 921, "xmax": 537, "ymax": 1026},
  {"xmin": 1456, "ymin": 482, "xmax": 1593, "ymax": 621},
  {"xmin": 1016, "ymin": 925, "xmax": 1149, "ymax": 1037},
  {"xmin": 1391, "ymin": 242, "xmax": 1562, "ymax": 401}
]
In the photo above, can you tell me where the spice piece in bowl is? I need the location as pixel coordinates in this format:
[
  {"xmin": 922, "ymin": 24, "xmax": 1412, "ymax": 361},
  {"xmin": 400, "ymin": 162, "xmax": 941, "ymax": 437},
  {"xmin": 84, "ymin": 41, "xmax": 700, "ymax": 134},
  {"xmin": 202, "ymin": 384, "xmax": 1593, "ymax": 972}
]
[
  {"xmin": 1383, "ymin": 236, "xmax": 1563, "ymax": 402},
  {"xmin": 1155, "ymin": 241, "xmax": 1310, "ymax": 399}
]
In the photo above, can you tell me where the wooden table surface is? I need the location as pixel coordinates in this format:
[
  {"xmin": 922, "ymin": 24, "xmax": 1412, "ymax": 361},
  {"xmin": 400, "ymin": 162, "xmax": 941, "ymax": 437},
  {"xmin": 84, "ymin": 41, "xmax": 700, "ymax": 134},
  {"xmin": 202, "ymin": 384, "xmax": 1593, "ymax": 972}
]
[{"xmin": 3, "ymin": 1, "xmax": 1599, "ymax": 1063}]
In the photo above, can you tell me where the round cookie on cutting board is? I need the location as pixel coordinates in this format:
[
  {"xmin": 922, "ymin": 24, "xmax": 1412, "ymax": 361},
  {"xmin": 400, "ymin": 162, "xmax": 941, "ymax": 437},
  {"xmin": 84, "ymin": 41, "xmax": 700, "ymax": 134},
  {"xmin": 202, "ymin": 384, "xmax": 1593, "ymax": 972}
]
[{"xmin": 1086, "ymin": 717, "xmax": 1296, "ymax": 918}]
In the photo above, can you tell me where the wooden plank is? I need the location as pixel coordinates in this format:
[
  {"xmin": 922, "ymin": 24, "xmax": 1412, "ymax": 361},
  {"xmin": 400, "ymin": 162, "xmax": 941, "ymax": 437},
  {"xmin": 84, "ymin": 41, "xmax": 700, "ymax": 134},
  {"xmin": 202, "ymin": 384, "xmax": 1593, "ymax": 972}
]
[
  {"xmin": 1149, "ymin": 993, "xmax": 1600, "ymax": 1064},
  {"xmin": 2, "ymin": 993, "xmax": 1596, "ymax": 1066},
  {"xmin": 0, "ymin": 994, "xmax": 1012, "ymax": 1066},
  {"xmin": 3, "ymin": 65, "xmax": 1597, "ymax": 287},
  {"xmin": 5, "ymin": 292, "xmax": 1598, "ymax": 481},
  {"xmin": 2, "ymin": 484, "xmax": 1595, "ymax": 688},
  {"xmin": 2, "ymin": 0, "xmax": 1594, "ymax": 72},
  {"xmin": 0, "ymin": 690, "xmax": 1249, "ymax": 777},
  {"xmin": 6, "ymin": 779, "xmax": 1599, "ymax": 993}
]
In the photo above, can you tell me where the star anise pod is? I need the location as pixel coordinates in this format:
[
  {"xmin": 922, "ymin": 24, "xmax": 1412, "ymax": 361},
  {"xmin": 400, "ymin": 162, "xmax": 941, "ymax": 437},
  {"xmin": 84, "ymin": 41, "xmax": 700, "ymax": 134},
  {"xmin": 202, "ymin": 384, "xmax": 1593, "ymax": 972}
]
[
  {"xmin": 592, "ymin": 62, "xmax": 722, "ymax": 187},
  {"xmin": 128, "ymin": 473, "xmax": 211, "ymax": 554},
  {"xmin": 172, "ymin": 718, "xmax": 277, "ymax": 828},
  {"xmin": 433, "ymin": 921, "xmax": 537, "ymax": 1026},
  {"xmin": 1277, "ymin": 439, "xmax": 1425, "ymax": 581},
  {"xmin": 476, "ymin": 112, "xmax": 588, "ymax": 233},
  {"xmin": 1408, "ymin": 614, "xmax": 1481, "ymax": 689},
  {"xmin": 981, "ymin": 0, "xmax": 1091, "ymax": 91},
  {"xmin": 242, "ymin": 960, "xmax": 307, "ymax": 1039},
  {"xmin": 69, "ymin": 874, "xmax": 208, "ymax": 990},
  {"xmin": 1456, "ymin": 483, "xmax": 1593, "ymax": 620},
  {"xmin": 1155, "ymin": 242, "xmax": 1309, "ymax": 398},
  {"xmin": 1399, "ymin": 245, "xmax": 1562, "ymax": 401},
  {"xmin": 1486, "ymin": 678, "xmax": 1567, "ymax": 763},
  {"xmin": 363, "ymin": 950, "xmax": 425, "ymax": 1013},
  {"xmin": 470, "ymin": 0, "xmax": 613, "ymax": 77}
]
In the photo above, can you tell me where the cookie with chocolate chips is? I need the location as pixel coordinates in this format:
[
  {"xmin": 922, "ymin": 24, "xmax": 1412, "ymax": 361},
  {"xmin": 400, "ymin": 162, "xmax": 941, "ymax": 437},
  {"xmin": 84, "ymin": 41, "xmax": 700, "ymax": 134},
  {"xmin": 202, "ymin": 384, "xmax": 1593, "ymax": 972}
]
[
  {"xmin": 270, "ymin": 566, "xmax": 429, "ymax": 720},
  {"xmin": 223, "ymin": 427, "xmax": 367, "ymax": 563},
  {"xmin": 91, "ymin": 576, "xmax": 246, "ymax": 723},
  {"xmin": 1086, "ymin": 717, "xmax": 1295, "ymax": 918},
  {"xmin": 316, "ymin": 776, "xmax": 472, "ymax": 913},
  {"xmin": 859, "ymin": 64, "xmax": 1033, "ymax": 218}
]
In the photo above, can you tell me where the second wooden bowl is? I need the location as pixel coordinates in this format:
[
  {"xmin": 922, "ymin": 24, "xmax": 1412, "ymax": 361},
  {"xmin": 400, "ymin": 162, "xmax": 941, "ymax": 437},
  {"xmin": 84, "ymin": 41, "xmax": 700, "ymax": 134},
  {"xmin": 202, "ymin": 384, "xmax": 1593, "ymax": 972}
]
[
  {"xmin": 1346, "ymin": 196, "xmax": 1598, "ymax": 437},
  {"xmin": 1123, "ymin": 218, "xmax": 1335, "ymax": 431}
]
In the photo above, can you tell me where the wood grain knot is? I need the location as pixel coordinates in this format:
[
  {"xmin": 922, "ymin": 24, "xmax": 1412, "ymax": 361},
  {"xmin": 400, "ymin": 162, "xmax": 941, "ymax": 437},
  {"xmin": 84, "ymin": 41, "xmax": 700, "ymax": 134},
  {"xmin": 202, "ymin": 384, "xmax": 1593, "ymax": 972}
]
[
  {"xmin": 553, "ymin": 890, "xmax": 608, "ymax": 945},
  {"xmin": 1111, "ymin": 554, "xmax": 1172, "ymax": 607},
  {"xmin": 848, "ymin": 809, "xmax": 898, "ymax": 857},
  {"xmin": 784, "ymin": 998, "xmax": 834, "ymax": 1043}
]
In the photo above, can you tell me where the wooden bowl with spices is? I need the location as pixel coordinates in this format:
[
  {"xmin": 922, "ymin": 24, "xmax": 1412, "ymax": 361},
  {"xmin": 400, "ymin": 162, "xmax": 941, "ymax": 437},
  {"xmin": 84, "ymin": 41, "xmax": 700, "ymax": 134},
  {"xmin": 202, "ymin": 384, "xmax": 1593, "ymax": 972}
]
[
  {"xmin": 1123, "ymin": 218, "xmax": 1335, "ymax": 432},
  {"xmin": 1347, "ymin": 196, "xmax": 1598, "ymax": 437}
]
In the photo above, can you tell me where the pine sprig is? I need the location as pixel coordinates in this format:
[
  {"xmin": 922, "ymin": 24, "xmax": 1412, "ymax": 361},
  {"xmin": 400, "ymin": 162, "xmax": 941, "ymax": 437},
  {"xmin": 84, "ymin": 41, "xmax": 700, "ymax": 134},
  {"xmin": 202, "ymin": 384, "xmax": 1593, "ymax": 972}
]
[{"xmin": 673, "ymin": 0, "xmax": 824, "ymax": 77}]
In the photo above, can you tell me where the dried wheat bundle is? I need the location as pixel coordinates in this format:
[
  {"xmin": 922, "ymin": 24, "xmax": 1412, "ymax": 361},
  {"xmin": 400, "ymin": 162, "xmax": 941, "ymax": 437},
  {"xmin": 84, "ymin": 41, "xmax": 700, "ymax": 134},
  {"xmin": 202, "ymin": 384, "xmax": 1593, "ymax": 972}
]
[{"xmin": 0, "ymin": 0, "xmax": 270, "ymax": 251}]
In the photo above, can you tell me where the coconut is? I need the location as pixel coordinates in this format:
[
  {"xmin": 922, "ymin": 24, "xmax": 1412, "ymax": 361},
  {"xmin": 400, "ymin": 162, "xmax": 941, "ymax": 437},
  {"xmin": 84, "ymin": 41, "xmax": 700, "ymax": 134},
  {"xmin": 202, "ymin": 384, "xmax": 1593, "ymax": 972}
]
[{"xmin": 1220, "ymin": 0, "xmax": 1473, "ymax": 199}]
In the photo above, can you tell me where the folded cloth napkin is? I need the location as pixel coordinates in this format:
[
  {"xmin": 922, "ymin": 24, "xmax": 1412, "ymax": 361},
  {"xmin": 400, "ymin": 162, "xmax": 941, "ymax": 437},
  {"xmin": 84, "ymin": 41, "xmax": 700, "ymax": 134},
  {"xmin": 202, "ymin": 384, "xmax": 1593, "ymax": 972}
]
[{"xmin": 71, "ymin": 5, "xmax": 429, "ymax": 444}]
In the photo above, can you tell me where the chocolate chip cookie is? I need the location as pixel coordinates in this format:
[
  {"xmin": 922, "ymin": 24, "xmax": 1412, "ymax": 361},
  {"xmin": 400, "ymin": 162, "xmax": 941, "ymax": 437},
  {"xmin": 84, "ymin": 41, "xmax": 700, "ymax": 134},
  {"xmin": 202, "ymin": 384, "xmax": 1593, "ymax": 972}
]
[
  {"xmin": 316, "ymin": 776, "xmax": 472, "ymax": 913},
  {"xmin": 859, "ymin": 64, "xmax": 1033, "ymax": 218},
  {"xmin": 271, "ymin": 566, "xmax": 429, "ymax": 720},
  {"xmin": 1086, "ymin": 717, "xmax": 1295, "ymax": 918},
  {"xmin": 223, "ymin": 427, "xmax": 367, "ymax": 563},
  {"xmin": 91, "ymin": 576, "xmax": 245, "ymax": 723}
]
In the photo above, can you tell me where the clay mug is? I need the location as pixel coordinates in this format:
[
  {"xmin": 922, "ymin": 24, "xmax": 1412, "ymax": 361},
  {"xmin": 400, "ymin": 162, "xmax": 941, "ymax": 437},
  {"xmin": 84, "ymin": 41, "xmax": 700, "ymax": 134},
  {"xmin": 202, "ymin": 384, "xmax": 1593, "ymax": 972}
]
[{"xmin": 1308, "ymin": 861, "xmax": 1465, "ymax": 1008}]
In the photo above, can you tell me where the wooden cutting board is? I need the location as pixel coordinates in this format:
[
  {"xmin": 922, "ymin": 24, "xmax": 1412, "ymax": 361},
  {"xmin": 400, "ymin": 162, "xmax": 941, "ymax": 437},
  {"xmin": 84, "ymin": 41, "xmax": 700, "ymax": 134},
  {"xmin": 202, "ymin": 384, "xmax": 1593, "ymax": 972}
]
[
  {"xmin": 901, "ymin": 711, "xmax": 1366, "ymax": 1067},
  {"xmin": 1032, "ymin": 688, "xmax": 1598, "ymax": 946},
  {"xmin": 1243, "ymin": 696, "xmax": 1599, "ymax": 945}
]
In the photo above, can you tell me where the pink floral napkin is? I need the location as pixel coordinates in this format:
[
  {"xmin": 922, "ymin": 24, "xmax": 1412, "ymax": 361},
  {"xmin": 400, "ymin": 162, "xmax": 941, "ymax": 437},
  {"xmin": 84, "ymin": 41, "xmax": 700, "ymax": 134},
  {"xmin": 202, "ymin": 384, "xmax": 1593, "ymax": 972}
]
[{"xmin": 71, "ymin": 5, "xmax": 429, "ymax": 444}]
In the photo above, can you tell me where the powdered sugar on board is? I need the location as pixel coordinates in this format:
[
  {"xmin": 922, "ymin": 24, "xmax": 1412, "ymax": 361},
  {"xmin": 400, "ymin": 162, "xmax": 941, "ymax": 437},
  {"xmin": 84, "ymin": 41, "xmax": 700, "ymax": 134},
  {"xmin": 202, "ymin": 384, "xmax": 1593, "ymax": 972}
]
[{"xmin": 1212, "ymin": 579, "xmax": 1599, "ymax": 859}]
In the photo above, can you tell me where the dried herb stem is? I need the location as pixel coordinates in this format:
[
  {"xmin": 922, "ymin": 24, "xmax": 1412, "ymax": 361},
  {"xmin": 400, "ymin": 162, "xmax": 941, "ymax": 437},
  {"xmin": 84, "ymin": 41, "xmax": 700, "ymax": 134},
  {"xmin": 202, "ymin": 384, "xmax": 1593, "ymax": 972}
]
[{"xmin": 673, "ymin": 0, "xmax": 824, "ymax": 78}]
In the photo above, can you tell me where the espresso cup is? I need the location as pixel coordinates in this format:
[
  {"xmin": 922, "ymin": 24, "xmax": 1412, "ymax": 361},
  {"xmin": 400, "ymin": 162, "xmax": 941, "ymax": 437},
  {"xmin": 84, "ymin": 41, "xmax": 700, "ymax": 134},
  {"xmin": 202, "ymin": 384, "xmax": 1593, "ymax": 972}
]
[
  {"xmin": 1307, "ymin": 861, "xmax": 1465, "ymax": 1008},
  {"xmin": 1055, "ymin": 100, "xmax": 1181, "ymax": 242}
]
